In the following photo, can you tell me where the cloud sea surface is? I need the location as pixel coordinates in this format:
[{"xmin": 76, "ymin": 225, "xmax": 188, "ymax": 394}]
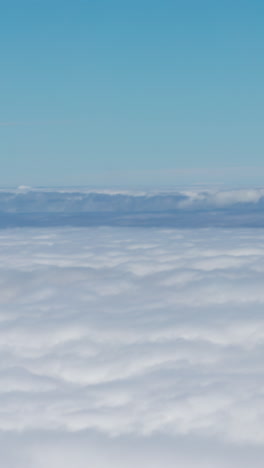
[{"xmin": 0, "ymin": 188, "xmax": 264, "ymax": 466}]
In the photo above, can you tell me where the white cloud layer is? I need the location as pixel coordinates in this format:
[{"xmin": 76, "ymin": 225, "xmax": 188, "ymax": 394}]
[{"xmin": 1, "ymin": 226, "xmax": 264, "ymax": 466}]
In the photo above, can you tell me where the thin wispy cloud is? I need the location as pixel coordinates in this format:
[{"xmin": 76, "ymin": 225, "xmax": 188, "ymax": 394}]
[{"xmin": 0, "ymin": 119, "xmax": 73, "ymax": 127}]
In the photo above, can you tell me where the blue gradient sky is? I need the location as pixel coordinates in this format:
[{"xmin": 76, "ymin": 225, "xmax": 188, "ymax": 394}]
[{"xmin": 1, "ymin": 0, "xmax": 264, "ymax": 187}]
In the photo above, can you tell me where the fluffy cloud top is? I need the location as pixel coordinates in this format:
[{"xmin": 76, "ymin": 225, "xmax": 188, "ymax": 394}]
[{"xmin": 1, "ymin": 226, "xmax": 264, "ymax": 466}]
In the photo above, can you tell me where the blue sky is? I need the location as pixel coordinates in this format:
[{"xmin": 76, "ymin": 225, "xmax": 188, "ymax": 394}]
[{"xmin": 1, "ymin": 0, "xmax": 264, "ymax": 187}]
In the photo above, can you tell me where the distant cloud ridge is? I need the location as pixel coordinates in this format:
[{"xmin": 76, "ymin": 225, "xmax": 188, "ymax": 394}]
[{"xmin": 0, "ymin": 188, "xmax": 264, "ymax": 227}]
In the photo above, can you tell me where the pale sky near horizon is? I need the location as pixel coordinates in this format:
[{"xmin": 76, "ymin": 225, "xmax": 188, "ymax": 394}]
[{"xmin": 1, "ymin": 0, "xmax": 264, "ymax": 187}]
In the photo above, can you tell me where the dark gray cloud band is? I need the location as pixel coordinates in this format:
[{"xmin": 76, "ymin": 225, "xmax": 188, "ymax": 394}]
[{"xmin": 0, "ymin": 188, "xmax": 264, "ymax": 228}]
